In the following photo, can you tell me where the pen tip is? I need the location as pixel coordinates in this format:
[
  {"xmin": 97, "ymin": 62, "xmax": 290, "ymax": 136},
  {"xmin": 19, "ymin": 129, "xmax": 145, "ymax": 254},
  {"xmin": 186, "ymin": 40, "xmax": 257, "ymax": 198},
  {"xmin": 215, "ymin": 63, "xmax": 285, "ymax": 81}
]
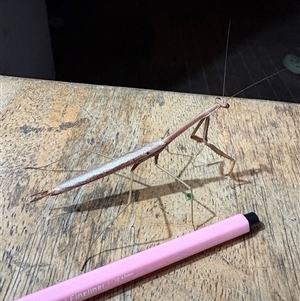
[{"xmin": 244, "ymin": 212, "xmax": 260, "ymax": 228}]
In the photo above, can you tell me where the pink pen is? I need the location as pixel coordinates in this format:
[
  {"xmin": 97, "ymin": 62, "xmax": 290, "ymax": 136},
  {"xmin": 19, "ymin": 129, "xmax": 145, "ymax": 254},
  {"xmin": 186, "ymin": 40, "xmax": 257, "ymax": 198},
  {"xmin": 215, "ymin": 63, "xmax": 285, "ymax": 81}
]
[{"xmin": 15, "ymin": 212, "xmax": 259, "ymax": 301}]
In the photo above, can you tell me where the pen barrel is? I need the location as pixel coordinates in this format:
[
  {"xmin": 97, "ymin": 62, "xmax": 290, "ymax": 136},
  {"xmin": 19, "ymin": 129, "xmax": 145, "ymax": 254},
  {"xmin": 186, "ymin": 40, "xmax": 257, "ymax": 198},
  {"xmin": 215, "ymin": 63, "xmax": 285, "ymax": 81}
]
[{"xmin": 15, "ymin": 213, "xmax": 257, "ymax": 301}]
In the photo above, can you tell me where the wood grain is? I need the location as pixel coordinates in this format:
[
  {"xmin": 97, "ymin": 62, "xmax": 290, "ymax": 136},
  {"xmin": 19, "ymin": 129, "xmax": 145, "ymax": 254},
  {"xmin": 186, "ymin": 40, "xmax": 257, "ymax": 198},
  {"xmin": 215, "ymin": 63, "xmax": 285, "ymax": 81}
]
[{"xmin": 1, "ymin": 76, "xmax": 299, "ymax": 301}]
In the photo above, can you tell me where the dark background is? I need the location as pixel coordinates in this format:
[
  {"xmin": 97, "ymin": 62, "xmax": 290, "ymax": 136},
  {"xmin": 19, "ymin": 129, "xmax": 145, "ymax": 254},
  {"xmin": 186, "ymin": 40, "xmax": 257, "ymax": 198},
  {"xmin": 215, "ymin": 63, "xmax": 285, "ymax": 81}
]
[{"xmin": 46, "ymin": 0, "xmax": 300, "ymax": 102}]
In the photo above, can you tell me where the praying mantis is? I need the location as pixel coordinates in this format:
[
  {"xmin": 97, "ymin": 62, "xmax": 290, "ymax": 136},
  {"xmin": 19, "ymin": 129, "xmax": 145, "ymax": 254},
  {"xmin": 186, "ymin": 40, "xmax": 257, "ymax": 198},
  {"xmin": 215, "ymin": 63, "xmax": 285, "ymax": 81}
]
[
  {"xmin": 28, "ymin": 18, "xmax": 287, "ymax": 265},
  {"xmin": 30, "ymin": 97, "xmax": 235, "ymax": 230},
  {"xmin": 29, "ymin": 20, "xmax": 236, "ymax": 234},
  {"xmin": 27, "ymin": 18, "xmax": 288, "ymax": 271}
]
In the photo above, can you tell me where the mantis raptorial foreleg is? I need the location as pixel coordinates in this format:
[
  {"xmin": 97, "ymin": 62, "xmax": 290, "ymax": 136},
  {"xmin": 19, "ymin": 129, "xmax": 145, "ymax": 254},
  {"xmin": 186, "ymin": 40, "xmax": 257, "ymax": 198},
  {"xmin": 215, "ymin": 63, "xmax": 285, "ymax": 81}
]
[{"xmin": 190, "ymin": 116, "xmax": 235, "ymax": 175}]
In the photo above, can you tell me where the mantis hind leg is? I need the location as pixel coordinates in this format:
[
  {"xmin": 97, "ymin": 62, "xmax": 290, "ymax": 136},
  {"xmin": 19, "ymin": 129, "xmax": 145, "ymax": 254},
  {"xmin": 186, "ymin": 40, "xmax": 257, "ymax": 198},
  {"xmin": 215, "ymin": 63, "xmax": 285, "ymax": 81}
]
[
  {"xmin": 81, "ymin": 169, "xmax": 137, "ymax": 271},
  {"xmin": 191, "ymin": 117, "xmax": 235, "ymax": 176}
]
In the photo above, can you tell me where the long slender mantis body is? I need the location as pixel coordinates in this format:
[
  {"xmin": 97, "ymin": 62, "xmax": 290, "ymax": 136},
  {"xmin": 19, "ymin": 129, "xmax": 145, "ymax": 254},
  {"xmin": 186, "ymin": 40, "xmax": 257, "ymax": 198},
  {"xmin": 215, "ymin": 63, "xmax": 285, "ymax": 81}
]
[{"xmin": 30, "ymin": 97, "xmax": 235, "ymax": 231}]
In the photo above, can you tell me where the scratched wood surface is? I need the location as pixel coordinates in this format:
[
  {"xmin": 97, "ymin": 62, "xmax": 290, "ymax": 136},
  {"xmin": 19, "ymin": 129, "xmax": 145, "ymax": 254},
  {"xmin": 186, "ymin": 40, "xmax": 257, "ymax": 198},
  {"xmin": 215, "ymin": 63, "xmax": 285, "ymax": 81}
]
[{"xmin": 1, "ymin": 75, "xmax": 299, "ymax": 301}]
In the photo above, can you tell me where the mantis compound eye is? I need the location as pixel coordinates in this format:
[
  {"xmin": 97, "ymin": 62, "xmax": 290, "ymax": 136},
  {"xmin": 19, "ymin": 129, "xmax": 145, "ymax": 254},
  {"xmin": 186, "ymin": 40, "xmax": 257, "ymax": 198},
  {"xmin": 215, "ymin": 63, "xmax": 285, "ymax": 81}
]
[{"xmin": 215, "ymin": 97, "xmax": 230, "ymax": 108}]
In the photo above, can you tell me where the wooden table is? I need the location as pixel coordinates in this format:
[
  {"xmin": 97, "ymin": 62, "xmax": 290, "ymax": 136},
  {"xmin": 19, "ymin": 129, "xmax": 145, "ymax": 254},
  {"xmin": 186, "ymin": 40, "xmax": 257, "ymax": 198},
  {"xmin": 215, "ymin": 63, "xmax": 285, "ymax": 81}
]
[{"xmin": 1, "ymin": 76, "xmax": 299, "ymax": 301}]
